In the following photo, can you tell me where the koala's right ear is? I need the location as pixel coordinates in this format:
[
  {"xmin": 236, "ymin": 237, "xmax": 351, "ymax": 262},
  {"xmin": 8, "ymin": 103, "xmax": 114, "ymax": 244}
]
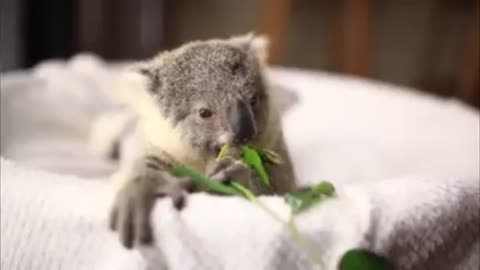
[
  {"xmin": 137, "ymin": 66, "xmax": 156, "ymax": 78},
  {"xmin": 132, "ymin": 60, "xmax": 157, "ymax": 78},
  {"xmin": 130, "ymin": 60, "xmax": 162, "ymax": 93},
  {"xmin": 110, "ymin": 63, "xmax": 159, "ymax": 109}
]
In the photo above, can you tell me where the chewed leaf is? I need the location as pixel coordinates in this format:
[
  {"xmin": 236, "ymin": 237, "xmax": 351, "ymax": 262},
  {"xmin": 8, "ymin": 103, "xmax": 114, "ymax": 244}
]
[
  {"xmin": 171, "ymin": 165, "xmax": 242, "ymax": 196},
  {"xmin": 256, "ymin": 148, "xmax": 284, "ymax": 165},
  {"xmin": 241, "ymin": 146, "xmax": 270, "ymax": 187},
  {"xmin": 284, "ymin": 181, "xmax": 335, "ymax": 214},
  {"xmin": 311, "ymin": 181, "xmax": 335, "ymax": 196},
  {"xmin": 339, "ymin": 249, "xmax": 393, "ymax": 270}
]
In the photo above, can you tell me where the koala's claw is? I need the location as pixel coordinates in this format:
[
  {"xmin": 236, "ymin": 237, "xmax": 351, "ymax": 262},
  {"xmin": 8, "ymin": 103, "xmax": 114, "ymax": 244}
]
[
  {"xmin": 207, "ymin": 158, "xmax": 250, "ymax": 184},
  {"xmin": 109, "ymin": 174, "xmax": 191, "ymax": 249}
]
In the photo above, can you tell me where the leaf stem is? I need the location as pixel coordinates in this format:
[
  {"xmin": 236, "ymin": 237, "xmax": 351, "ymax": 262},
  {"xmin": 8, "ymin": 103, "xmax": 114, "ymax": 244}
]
[
  {"xmin": 219, "ymin": 146, "xmax": 326, "ymax": 268},
  {"xmin": 255, "ymin": 199, "xmax": 325, "ymax": 268},
  {"xmin": 216, "ymin": 144, "xmax": 229, "ymax": 161},
  {"xmin": 287, "ymin": 217, "xmax": 325, "ymax": 268},
  {"xmin": 230, "ymin": 182, "xmax": 325, "ymax": 268}
]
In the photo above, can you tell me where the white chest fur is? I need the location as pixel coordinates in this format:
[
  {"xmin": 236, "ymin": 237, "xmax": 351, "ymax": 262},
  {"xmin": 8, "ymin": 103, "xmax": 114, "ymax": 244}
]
[{"xmin": 114, "ymin": 71, "xmax": 208, "ymax": 171}]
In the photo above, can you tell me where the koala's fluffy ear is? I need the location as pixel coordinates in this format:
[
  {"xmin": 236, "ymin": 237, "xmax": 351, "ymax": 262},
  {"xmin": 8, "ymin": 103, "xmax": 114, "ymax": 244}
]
[
  {"xmin": 229, "ymin": 32, "xmax": 270, "ymax": 62},
  {"xmin": 110, "ymin": 60, "xmax": 161, "ymax": 109},
  {"xmin": 132, "ymin": 59, "xmax": 159, "ymax": 80},
  {"xmin": 130, "ymin": 59, "xmax": 162, "ymax": 93}
]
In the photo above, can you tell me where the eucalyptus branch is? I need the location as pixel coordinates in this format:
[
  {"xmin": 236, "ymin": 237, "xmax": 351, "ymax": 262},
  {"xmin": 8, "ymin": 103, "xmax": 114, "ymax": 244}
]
[{"xmin": 172, "ymin": 145, "xmax": 390, "ymax": 270}]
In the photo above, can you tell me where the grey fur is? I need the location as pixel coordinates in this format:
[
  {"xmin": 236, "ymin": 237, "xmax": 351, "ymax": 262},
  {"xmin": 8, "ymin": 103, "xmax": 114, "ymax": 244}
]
[
  {"xmin": 109, "ymin": 34, "xmax": 298, "ymax": 250},
  {"xmin": 135, "ymin": 37, "xmax": 269, "ymax": 154}
]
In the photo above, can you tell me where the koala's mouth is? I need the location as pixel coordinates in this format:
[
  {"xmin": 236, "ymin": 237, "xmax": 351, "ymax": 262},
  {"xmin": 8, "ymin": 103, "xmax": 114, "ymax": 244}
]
[
  {"xmin": 213, "ymin": 146, "xmax": 222, "ymax": 156},
  {"xmin": 205, "ymin": 141, "xmax": 222, "ymax": 156}
]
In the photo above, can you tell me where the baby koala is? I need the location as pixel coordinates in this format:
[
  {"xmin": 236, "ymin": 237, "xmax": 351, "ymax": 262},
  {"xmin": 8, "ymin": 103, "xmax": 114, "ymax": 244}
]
[{"xmin": 102, "ymin": 33, "xmax": 297, "ymax": 249}]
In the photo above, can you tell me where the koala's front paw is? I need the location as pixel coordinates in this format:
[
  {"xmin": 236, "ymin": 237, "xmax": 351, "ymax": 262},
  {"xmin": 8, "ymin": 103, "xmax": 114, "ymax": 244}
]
[
  {"xmin": 109, "ymin": 173, "xmax": 192, "ymax": 249},
  {"xmin": 206, "ymin": 157, "xmax": 252, "ymax": 184}
]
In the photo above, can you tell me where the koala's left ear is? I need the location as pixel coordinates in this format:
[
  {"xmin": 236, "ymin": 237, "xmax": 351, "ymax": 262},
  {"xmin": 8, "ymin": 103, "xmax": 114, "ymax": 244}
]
[{"xmin": 229, "ymin": 32, "xmax": 270, "ymax": 62}]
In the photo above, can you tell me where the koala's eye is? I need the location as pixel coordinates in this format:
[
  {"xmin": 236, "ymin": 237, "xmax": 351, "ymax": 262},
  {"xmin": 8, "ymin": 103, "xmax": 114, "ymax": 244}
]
[{"xmin": 199, "ymin": 108, "xmax": 213, "ymax": 119}]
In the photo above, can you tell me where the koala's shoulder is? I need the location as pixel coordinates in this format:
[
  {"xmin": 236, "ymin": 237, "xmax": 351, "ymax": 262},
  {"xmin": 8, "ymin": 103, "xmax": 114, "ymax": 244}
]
[{"xmin": 106, "ymin": 68, "xmax": 157, "ymax": 114}]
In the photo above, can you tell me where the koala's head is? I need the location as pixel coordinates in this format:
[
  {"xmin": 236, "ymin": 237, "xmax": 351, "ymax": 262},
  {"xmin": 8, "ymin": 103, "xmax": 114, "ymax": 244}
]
[{"xmin": 135, "ymin": 33, "xmax": 272, "ymax": 155}]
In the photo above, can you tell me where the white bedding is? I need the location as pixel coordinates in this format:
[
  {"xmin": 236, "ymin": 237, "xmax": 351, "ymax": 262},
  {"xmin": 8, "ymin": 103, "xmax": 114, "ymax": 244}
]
[
  {"xmin": 0, "ymin": 54, "xmax": 479, "ymax": 270},
  {"xmin": 1, "ymin": 54, "xmax": 478, "ymax": 183}
]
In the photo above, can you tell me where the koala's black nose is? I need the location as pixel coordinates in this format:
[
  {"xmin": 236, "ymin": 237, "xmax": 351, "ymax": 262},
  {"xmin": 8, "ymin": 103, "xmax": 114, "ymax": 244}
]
[{"xmin": 229, "ymin": 99, "xmax": 257, "ymax": 144}]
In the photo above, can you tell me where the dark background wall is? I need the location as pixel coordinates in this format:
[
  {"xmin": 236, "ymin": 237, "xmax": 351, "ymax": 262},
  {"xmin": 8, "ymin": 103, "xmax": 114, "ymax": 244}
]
[
  {"xmin": 1, "ymin": 0, "xmax": 25, "ymax": 71},
  {"xmin": 0, "ymin": 0, "xmax": 478, "ymax": 107}
]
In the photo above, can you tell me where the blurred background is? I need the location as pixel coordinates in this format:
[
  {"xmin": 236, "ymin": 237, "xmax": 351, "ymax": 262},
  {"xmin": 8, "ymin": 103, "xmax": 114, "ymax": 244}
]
[{"xmin": 1, "ymin": 0, "xmax": 479, "ymax": 108}]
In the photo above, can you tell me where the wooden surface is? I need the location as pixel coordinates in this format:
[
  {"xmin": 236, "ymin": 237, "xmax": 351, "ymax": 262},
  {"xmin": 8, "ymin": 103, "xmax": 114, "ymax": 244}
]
[
  {"xmin": 343, "ymin": 0, "xmax": 369, "ymax": 76},
  {"xmin": 259, "ymin": 0, "xmax": 478, "ymax": 107},
  {"xmin": 258, "ymin": 0, "xmax": 291, "ymax": 65},
  {"xmin": 457, "ymin": 0, "xmax": 479, "ymax": 106}
]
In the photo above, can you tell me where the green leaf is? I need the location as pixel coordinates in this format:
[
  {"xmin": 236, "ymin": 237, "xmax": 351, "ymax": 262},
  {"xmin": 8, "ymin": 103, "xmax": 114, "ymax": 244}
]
[
  {"xmin": 229, "ymin": 181, "xmax": 256, "ymax": 201},
  {"xmin": 284, "ymin": 193, "xmax": 304, "ymax": 213},
  {"xmin": 241, "ymin": 145, "xmax": 270, "ymax": 187},
  {"xmin": 171, "ymin": 165, "xmax": 242, "ymax": 196},
  {"xmin": 284, "ymin": 181, "xmax": 335, "ymax": 214},
  {"xmin": 339, "ymin": 249, "xmax": 393, "ymax": 270},
  {"xmin": 255, "ymin": 147, "xmax": 284, "ymax": 165},
  {"xmin": 311, "ymin": 181, "xmax": 335, "ymax": 196}
]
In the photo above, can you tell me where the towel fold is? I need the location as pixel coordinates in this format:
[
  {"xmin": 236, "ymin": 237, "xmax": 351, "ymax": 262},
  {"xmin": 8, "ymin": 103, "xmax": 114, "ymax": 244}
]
[
  {"xmin": 1, "ymin": 158, "xmax": 478, "ymax": 270},
  {"xmin": 1, "ymin": 54, "xmax": 478, "ymax": 270}
]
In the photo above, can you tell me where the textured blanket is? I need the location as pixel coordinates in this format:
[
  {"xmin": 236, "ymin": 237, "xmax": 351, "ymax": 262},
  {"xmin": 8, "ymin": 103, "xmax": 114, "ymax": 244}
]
[
  {"xmin": 1, "ymin": 158, "xmax": 478, "ymax": 270},
  {"xmin": 1, "ymin": 54, "xmax": 479, "ymax": 270}
]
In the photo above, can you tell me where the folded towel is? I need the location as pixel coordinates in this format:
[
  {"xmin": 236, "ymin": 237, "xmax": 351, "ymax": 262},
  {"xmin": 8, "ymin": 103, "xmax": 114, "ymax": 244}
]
[
  {"xmin": 1, "ymin": 54, "xmax": 479, "ymax": 270},
  {"xmin": 1, "ymin": 157, "xmax": 478, "ymax": 270}
]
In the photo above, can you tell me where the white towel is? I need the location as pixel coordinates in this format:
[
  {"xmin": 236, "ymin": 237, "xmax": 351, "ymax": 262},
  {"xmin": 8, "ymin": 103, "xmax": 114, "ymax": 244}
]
[
  {"xmin": 1, "ymin": 54, "xmax": 479, "ymax": 270},
  {"xmin": 1, "ymin": 157, "xmax": 478, "ymax": 270}
]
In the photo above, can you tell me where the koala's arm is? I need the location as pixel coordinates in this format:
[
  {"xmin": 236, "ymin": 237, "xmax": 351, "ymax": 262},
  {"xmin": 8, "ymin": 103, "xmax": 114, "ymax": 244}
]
[
  {"xmin": 109, "ymin": 151, "xmax": 192, "ymax": 249},
  {"xmin": 88, "ymin": 107, "xmax": 136, "ymax": 160}
]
